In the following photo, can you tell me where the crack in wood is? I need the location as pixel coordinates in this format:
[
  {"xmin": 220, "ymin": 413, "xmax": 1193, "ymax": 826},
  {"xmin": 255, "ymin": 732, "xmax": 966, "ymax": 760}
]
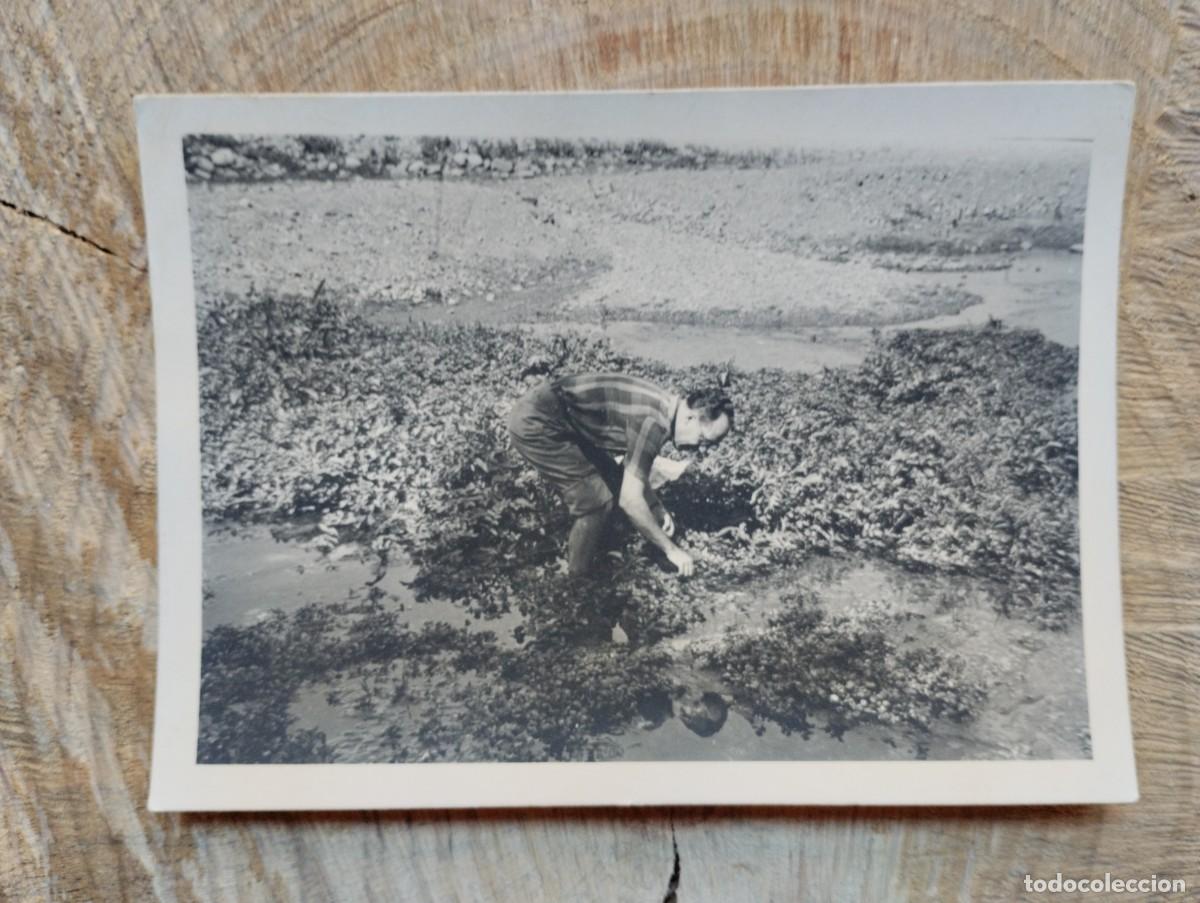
[
  {"xmin": 0, "ymin": 197, "xmax": 146, "ymax": 272},
  {"xmin": 663, "ymin": 818, "xmax": 681, "ymax": 902}
]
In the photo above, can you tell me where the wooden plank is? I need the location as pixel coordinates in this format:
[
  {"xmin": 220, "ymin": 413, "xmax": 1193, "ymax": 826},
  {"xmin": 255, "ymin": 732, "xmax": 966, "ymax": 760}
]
[{"xmin": 2, "ymin": 1, "xmax": 1197, "ymax": 900}]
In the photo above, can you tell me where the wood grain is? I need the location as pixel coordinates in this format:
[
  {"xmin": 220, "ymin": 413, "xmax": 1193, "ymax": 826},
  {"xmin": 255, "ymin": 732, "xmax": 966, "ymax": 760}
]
[{"xmin": 2, "ymin": 1, "xmax": 1197, "ymax": 900}]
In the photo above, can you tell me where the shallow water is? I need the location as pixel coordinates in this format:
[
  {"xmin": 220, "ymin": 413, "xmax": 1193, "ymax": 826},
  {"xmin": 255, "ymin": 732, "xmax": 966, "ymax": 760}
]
[
  {"xmin": 526, "ymin": 319, "xmax": 867, "ymax": 374},
  {"xmin": 613, "ymin": 555, "xmax": 1089, "ymax": 761},
  {"xmin": 900, "ymin": 250, "xmax": 1080, "ymax": 345},
  {"xmin": 202, "ymin": 528, "xmax": 389, "ymax": 631},
  {"xmin": 203, "ymin": 524, "xmax": 524, "ymax": 641},
  {"xmin": 203, "ymin": 525, "xmax": 1088, "ymax": 763},
  {"xmin": 525, "ymin": 250, "xmax": 1079, "ymax": 373}
]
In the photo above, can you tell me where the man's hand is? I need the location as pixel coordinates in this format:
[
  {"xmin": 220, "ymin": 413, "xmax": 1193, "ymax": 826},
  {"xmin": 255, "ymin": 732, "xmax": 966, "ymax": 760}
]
[{"xmin": 666, "ymin": 546, "xmax": 694, "ymax": 577}]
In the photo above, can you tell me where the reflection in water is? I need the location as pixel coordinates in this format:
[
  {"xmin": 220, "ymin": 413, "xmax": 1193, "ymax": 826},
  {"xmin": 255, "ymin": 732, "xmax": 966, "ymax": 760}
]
[
  {"xmin": 203, "ymin": 524, "xmax": 525, "ymax": 641},
  {"xmin": 678, "ymin": 691, "xmax": 730, "ymax": 738},
  {"xmin": 202, "ymin": 525, "xmax": 1088, "ymax": 763},
  {"xmin": 614, "ymin": 556, "xmax": 1088, "ymax": 762}
]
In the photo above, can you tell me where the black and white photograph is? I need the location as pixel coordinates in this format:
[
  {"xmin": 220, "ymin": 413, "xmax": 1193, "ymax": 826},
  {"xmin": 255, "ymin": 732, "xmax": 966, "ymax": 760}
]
[{"xmin": 138, "ymin": 87, "xmax": 1136, "ymax": 808}]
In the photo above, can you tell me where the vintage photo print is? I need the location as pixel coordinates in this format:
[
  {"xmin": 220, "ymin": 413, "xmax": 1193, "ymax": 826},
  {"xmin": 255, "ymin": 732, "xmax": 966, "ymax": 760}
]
[{"xmin": 138, "ymin": 85, "xmax": 1137, "ymax": 809}]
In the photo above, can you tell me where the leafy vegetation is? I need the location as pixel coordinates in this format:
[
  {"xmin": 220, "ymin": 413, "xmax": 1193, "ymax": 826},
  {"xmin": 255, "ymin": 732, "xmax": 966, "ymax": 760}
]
[
  {"xmin": 200, "ymin": 595, "xmax": 676, "ymax": 763},
  {"xmin": 197, "ymin": 288, "xmax": 1079, "ymax": 761},
  {"xmin": 699, "ymin": 592, "xmax": 987, "ymax": 750}
]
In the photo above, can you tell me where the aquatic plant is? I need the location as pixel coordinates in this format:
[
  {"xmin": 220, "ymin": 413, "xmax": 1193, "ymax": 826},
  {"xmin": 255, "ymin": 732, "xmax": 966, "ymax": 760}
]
[
  {"xmin": 196, "ymin": 288, "xmax": 1078, "ymax": 760},
  {"xmin": 699, "ymin": 591, "xmax": 988, "ymax": 744}
]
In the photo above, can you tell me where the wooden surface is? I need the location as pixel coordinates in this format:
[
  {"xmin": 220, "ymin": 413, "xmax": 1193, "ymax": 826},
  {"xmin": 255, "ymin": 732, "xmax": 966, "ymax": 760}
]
[{"xmin": 2, "ymin": 1, "xmax": 1197, "ymax": 900}]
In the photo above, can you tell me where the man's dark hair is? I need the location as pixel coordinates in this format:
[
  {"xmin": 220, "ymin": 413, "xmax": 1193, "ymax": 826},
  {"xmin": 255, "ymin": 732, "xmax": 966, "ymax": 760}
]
[{"xmin": 686, "ymin": 386, "xmax": 735, "ymax": 429}]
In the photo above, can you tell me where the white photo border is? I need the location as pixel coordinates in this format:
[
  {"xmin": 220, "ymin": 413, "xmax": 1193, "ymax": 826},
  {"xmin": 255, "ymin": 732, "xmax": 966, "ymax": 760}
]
[{"xmin": 137, "ymin": 83, "xmax": 1138, "ymax": 811}]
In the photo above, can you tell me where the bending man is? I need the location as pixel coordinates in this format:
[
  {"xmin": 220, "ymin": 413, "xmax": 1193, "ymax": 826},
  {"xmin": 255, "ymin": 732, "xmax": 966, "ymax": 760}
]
[{"xmin": 508, "ymin": 373, "xmax": 733, "ymax": 577}]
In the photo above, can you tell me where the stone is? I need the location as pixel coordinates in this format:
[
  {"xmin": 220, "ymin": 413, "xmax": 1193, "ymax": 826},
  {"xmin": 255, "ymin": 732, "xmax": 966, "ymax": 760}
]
[
  {"xmin": 451, "ymin": 151, "xmax": 469, "ymax": 167},
  {"xmin": 210, "ymin": 147, "xmax": 238, "ymax": 166},
  {"xmin": 465, "ymin": 152, "xmax": 483, "ymax": 169},
  {"xmin": 344, "ymin": 155, "xmax": 361, "ymax": 169},
  {"xmin": 492, "ymin": 158, "xmax": 514, "ymax": 174},
  {"xmin": 193, "ymin": 155, "xmax": 214, "ymax": 172}
]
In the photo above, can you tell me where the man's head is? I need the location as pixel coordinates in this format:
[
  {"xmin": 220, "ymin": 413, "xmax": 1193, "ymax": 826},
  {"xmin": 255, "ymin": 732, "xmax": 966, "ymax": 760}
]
[{"xmin": 674, "ymin": 386, "xmax": 734, "ymax": 450}]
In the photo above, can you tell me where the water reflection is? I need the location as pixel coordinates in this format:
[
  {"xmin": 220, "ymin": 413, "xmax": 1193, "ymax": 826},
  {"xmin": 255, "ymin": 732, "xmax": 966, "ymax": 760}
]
[{"xmin": 202, "ymin": 524, "xmax": 1088, "ymax": 764}]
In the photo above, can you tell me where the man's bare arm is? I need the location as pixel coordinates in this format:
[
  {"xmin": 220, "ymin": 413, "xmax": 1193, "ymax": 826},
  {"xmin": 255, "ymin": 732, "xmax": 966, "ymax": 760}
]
[
  {"xmin": 642, "ymin": 482, "xmax": 665, "ymax": 520},
  {"xmin": 619, "ymin": 471, "xmax": 693, "ymax": 576},
  {"xmin": 642, "ymin": 483, "xmax": 675, "ymax": 537}
]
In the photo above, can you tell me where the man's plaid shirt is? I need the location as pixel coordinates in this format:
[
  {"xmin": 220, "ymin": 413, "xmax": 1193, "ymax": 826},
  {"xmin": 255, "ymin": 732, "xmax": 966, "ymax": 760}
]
[{"xmin": 551, "ymin": 373, "xmax": 680, "ymax": 483}]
